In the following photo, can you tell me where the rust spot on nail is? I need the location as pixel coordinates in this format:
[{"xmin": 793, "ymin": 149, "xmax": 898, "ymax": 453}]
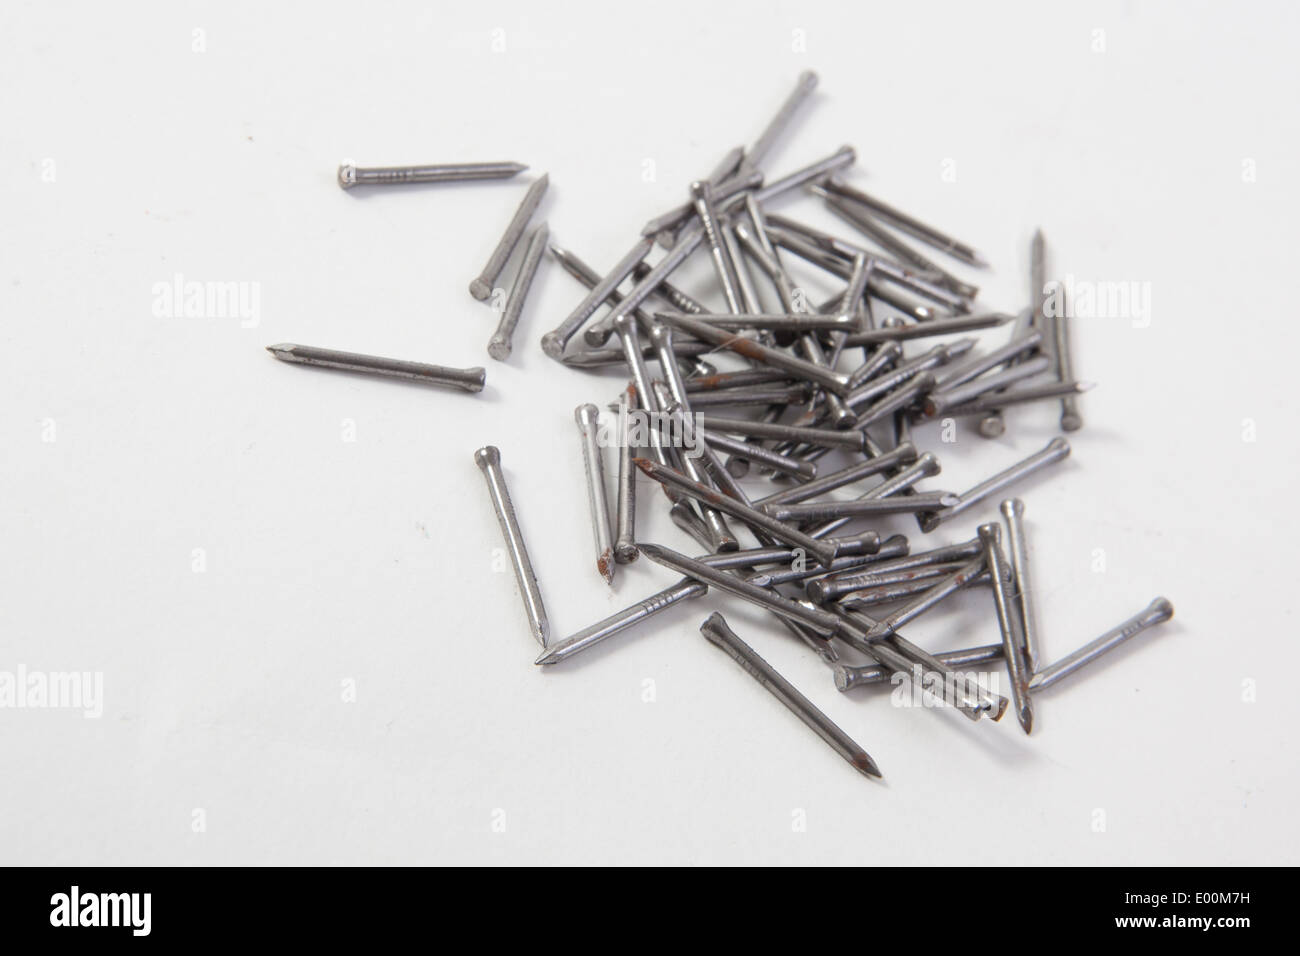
[{"xmin": 597, "ymin": 549, "xmax": 614, "ymax": 582}]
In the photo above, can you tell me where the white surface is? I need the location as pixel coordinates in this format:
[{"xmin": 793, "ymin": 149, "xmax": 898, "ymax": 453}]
[{"xmin": 2, "ymin": 0, "xmax": 1297, "ymax": 866}]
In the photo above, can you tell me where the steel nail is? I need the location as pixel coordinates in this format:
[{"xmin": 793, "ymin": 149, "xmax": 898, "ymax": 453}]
[
  {"xmin": 763, "ymin": 492, "xmax": 959, "ymax": 523},
  {"xmin": 474, "ymin": 445, "xmax": 550, "ymax": 648},
  {"xmin": 575, "ymin": 403, "xmax": 616, "ymax": 585},
  {"xmin": 834, "ymin": 644, "xmax": 1004, "ymax": 691},
  {"xmin": 917, "ymin": 438, "xmax": 1071, "ymax": 533},
  {"xmin": 265, "ymin": 344, "xmax": 485, "ymax": 392},
  {"xmin": 470, "ymin": 173, "xmax": 549, "ymax": 301},
  {"xmin": 997, "ymin": 498, "xmax": 1042, "ymax": 676},
  {"xmin": 338, "ymin": 160, "xmax": 527, "ymax": 189},
  {"xmin": 1028, "ymin": 598, "xmax": 1175, "ymax": 691},
  {"xmin": 979, "ymin": 523, "xmax": 1034, "ymax": 734},
  {"xmin": 614, "ymin": 388, "xmax": 639, "ymax": 564},
  {"xmin": 488, "ymin": 222, "xmax": 548, "ymax": 361},
  {"xmin": 534, "ymin": 579, "xmax": 708, "ymax": 666},
  {"xmin": 541, "ymin": 237, "xmax": 654, "ymax": 358},
  {"xmin": 699, "ymin": 612, "xmax": 882, "ymax": 780}
]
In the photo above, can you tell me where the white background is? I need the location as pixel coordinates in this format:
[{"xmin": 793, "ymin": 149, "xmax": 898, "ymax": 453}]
[{"xmin": 3, "ymin": 0, "xmax": 1297, "ymax": 865}]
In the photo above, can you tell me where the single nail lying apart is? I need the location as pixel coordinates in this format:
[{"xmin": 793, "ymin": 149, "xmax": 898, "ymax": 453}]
[
  {"xmin": 488, "ymin": 222, "xmax": 549, "ymax": 361},
  {"xmin": 700, "ymin": 612, "xmax": 882, "ymax": 780},
  {"xmin": 1028, "ymin": 598, "xmax": 1175, "ymax": 691},
  {"xmin": 470, "ymin": 174, "xmax": 549, "ymax": 301},
  {"xmin": 575, "ymin": 403, "xmax": 616, "ymax": 585},
  {"xmin": 744, "ymin": 70, "xmax": 820, "ymax": 170},
  {"xmin": 266, "ymin": 344, "xmax": 485, "ymax": 392},
  {"xmin": 475, "ymin": 446, "xmax": 549, "ymax": 647},
  {"xmin": 338, "ymin": 161, "xmax": 527, "ymax": 189}
]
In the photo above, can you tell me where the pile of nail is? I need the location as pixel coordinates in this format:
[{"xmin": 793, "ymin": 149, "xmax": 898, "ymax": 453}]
[{"xmin": 271, "ymin": 73, "xmax": 1175, "ymax": 782}]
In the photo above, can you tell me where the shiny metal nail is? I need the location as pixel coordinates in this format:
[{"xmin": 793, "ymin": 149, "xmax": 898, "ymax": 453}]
[
  {"xmin": 1029, "ymin": 598, "xmax": 1174, "ymax": 690},
  {"xmin": 979, "ymin": 523, "xmax": 1034, "ymax": 733},
  {"xmin": 999, "ymin": 499, "xmax": 1041, "ymax": 671},
  {"xmin": 918, "ymin": 438, "xmax": 1071, "ymax": 533},
  {"xmin": 852, "ymin": 371, "xmax": 937, "ymax": 429},
  {"xmin": 820, "ymin": 174, "xmax": 988, "ymax": 267},
  {"xmin": 470, "ymin": 174, "xmax": 549, "ymax": 301},
  {"xmin": 638, "ymin": 169, "xmax": 764, "ymax": 241},
  {"xmin": 935, "ymin": 329, "xmax": 1043, "ymax": 389},
  {"xmin": 838, "ymin": 570, "xmax": 993, "ymax": 610},
  {"xmin": 753, "ymin": 145, "xmax": 856, "ymax": 203},
  {"xmin": 475, "ymin": 445, "xmax": 549, "ymax": 648},
  {"xmin": 807, "ymin": 538, "xmax": 983, "ymax": 602},
  {"xmin": 695, "ymin": 414, "xmax": 865, "ymax": 451},
  {"xmin": 690, "ymin": 180, "xmax": 747, "ymax": 313},
  {"xmin": 763, "ymin": 491, "xmax": 959, "ymax": 523},
  {"xmin": 807, "ymin": 451, "xmax": 942, "ymax": 540},
  {"xmin": 743, "ymin": 70, "xmax": 820, "ymax": 170},
  {"xmin": 265, "ymin": 344, "xmax": 485, "ymax": 392},
  {"xmin": 699, "ymin": 612, "xmax": 882, "ymax": 780},
  {"xmin": 863, "ymin": 555, "xmax": 990, "ymax": 638},
  {"xmin": 942, "ymin": 380, "xmax": 1096, "ymax": 418},
  {"xmin": 488, "ymin": 222, "xmax": 548, "ymax": 361},
  {"xmin": 575, "ymin": 403, "xmax": 616, "ymax": 584},
  {"xmin": 541, "ymin": 237, "xmax": 654, "ymax": 358},
  {"xmin": 923, "ymin": 354, "xmax": 1052, "ymax": 416},
  {"xmin": 756, "ymin": 442, "xmax": 918, "ymax": 507},
  {"xmin": 835, "ymin": 644, "xmax": 1004, "ymax": 691},
  {"xmin": 841, "ymin": 313, "xmax": 1013, "ymax": 347},
  {"xmin": 614, "ymin": 389, "xmax": 639, "ymax": 564},
  {"xmin": 338, "ymin": 160, "xmax": 526, "ymax": 189},
  {"xmin": 634, "ymin": 458, "xmax": 840, "ymax": 567},
  {"xmin": 534, "ymin": 579, "xmax": 707, "ymax": 665}
]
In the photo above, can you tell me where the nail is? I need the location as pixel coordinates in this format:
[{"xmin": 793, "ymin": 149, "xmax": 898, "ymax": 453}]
[
  {"xmin": 634, "ymin": 458, "xmax": 840, "ymax": 567},
  {"xmin": 918, "ymin": 438, "xmax": 1071, "ymax": 532},
  {"xmin": 474, "ymin": 445, "xmax": 549, "ymax": 647},
  {"xmin": 559, "ymin": 339, "xmax": 714, "ymax": 370},
  {"xmin": 838, "ymin": 570, "xmax": 993, "ymax": 610},
  {"xmin": 979, "ymin": 523, "xmax": 1034, "ymax": 734},
  {"xmin": 807, "ymin": 538, "xmax": 982, "ymax": 602},
  {"xmin": 852, "ymin": 371, "xmax": 937, "ymax": 430},
  {"xmin": 575, "ymin": 403, "xmax": 616, "ymax": 584},
  {"xmin": 934, "ymin": 330, "xmax": 1044, "ymax": 389},
  {"xmin": 763, "ymin": 491, "xmax": 959, "ymax": 523},
  {"xmin": 1050, "ymin": 288, "xmax": 1084, "ymax": 432},
  {"xmin": 534, "ymin": 579, "xmax": 708, "ymax": 666},
  {"xmin": 820, "ymin": 174, "xmax": 988, "ymax": 268},
  {"xmin": 699, "ymin": 612, "xmax": 882, "ymax": 780},
  {"xmin": 1028, "ymin": 598, "xmax": 1174, "ymax": 691},
  {"xmin": 265, "ymin": 344, "xmax": 484, "ymax": 392},
  {"xmin": 743, "ymin": 70, "xmax": 820, "ymax": 170},
  {"xmin": 698, "ymin": 534, "xmax": 881, "ymax": 572},
  {"xmin": 846, "ymin": 342, "xmax": 970, "ymax": 412},
  {"xmin": 695, "ymin": 426, "xmax": 818, "ymax": 480},
  {"xmin": 847, "ymin": 340, "xmax": 902, "ymax": 391},
  {"xmin": 814, "ymin": 188, "xmax": 979, "ymax": 300},
  {"xmin": 670, "ymin": 500, "xmax": 713, "ymax": 550},
  {"xmin": 639, "ymin": 169, "xmax": 763, "ymax": 241},
  {"xmin": 746, "ymin": 537, "xmax": 905, "ymax": 588},
  {"xmin": 753, "ymin": 145, "xmax": 856, "ymax": 203},
  {"xmin": 806, "ymin": 452, "xmax": 942, "ymax": 540},
  {"xmin": 1000, "ymin": 498, "xmax": 1041, "ymax": 672},
  {"xmin": 863, "ymin": 555, "xmax": 991, "ymax": 638},
  {"xmin": 835, "ymin": 644, "xmax": 1004, "ymax": 691},
  {"xmin": 469, "ymin": 173, "xmax": 549, "ymax": 301},
  {"xmin": 614, "ymin": 389, "xmax": 639, "ymax": 564},
  {"xmin": 685, "ymin": 385, "xmax": 812, "ymax": 409},
  {"xmin": 923, "ymin": 354, "xmax": 1052, "ymax": 416},
  {"xmin": 541, "ymin": 237, "xmax": 654, "ymax": 358},
  {"xmin": 977, "ymin": 413, "xmax": 1006, "ymax": 438},
  {"xmin": 840, "ymin": 312, "xmax": 1013, "ymax": 347},
  {"xmin": 941, "ymin": 380, "xmax": 1096, "ymax": 418},
  {"xmin": 659, "ymin": 311, "xmax": 861, "ymax": 334},
  {"xmin": 338, "ymin": 160, "xmax": 527, "ymax": 189},
  {"xmin": 695, "ymin": 413, "xmax": 865, "ymax": 451},
  {"xmin": 488, "ymin": 222, "xmax": 548, "ymax": 361},
  {"xmin": 755, "ymin": 442, "xmax": 918, "ymax": 507}
]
